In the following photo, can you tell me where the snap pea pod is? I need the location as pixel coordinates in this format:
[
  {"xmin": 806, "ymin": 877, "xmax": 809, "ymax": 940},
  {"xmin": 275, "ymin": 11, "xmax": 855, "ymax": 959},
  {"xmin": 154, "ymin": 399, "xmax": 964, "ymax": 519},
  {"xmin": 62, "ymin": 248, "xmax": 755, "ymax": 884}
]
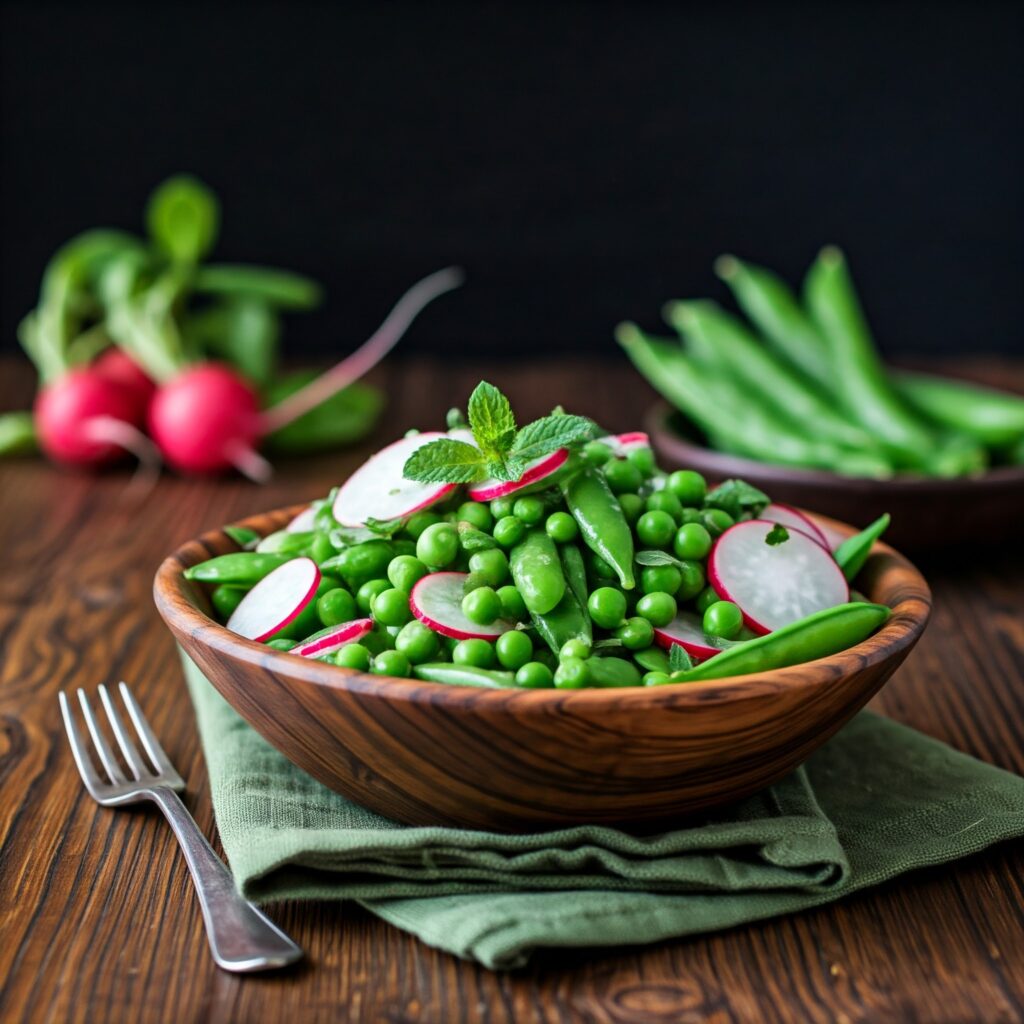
[
  {"xmin": 255, "ymin": 529, "xmax": 317, "ymax": 555},
  {"xmin": 892, "ymin": 371, "xmax": 1024, "ymax": 448},
  {"xmin": 665, "ymin": 300, "xmax": 885, "ymax": 457},
  {"xmin": 560, "ymin": 542, "xmax": 589, "ymax": 609},
  {"xmin": 320, "ymin": 539, "xmax": 395, "ymax": 590},
  {"xmin": 412, "ymin": 662, "xmax": 518, "ymax": 688},
  {"xmin": 803, "ymin": 248, "xmax": 935, "ymax": 467},
  {"xmin": 562, "ymin": 468, "xmax": 635, "ymax": 589},
  {"xmin": 834, "ymin": 514, "xmax": 890, "ymax": 582},
  {"xmin": 634, "ymin": 646, "xmax": 671, "ymax": 674},
  {"xmin": 587, "ymin": 656, "xmax": 643, "ymax": 688},
  {"xmin": 210, "ymin": 584, "xmax": 246, "ymax": 621},
  {"xmin": 672, "ymin": 602, "xmax": 890, "ymax": 682},
  {"xmin": 509, "ymin": 529, "xmax": 567, "ymax": 615},
  {"xmin": 530, "ymin": 545, "xmax": 592, "ymax": 655},
  {"xmin": 714, "ymin": 255, "xmax": 834, "ymax": 390},
  {"xmin": 184, "ymin": 552, "xmax": 291, "ymax": 583},
  {"xmin": 223, "ymin": 525, "xmax": 260, "ymax": 549}
]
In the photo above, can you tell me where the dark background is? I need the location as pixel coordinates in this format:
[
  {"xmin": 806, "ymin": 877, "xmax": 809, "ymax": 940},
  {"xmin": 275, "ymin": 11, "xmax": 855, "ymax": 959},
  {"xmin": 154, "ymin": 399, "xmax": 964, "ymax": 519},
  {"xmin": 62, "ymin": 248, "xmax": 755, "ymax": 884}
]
[{"xmin": 1, "ymin": 1, "xmax": 1022, "ymax": 363}]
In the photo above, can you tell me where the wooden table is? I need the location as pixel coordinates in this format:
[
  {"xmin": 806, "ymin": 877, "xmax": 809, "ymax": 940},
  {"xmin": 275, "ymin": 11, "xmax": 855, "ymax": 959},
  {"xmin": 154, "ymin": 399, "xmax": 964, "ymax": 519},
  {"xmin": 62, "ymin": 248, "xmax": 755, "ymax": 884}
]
[{"xmin": 1, "ymin": 358, "xmax": 1022, "ymax": 1023}]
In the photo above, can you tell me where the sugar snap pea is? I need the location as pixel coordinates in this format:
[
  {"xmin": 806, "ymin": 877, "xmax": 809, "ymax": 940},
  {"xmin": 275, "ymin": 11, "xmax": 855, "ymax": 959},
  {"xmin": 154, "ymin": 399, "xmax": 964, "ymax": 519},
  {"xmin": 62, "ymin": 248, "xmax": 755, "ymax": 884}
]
[
  {"xmin": 510, "ymin": 529, "xmax": 567, "ymax": 615},
  {"xmin": 412, "ymin": 662, "xmax": 518, "ymax": 688},
  {"xmin": 587, "ymin": 656, "xmax": 643, "ymax": 688},
  {"xmin": 530, "ymin": 544, "xmax": 592, "ymax": 655},
  {"xmin": 223, "ymin": 525, "xmax": 260, "ymax": 549},
  {"xmin": 560, "ymin": 542, "xmax": 589, "ymax": 609},
  {"xmin": 320, "ymin": 539, "xmax": 395, "ymax": 590},
  {"xmin": 255, "ymin": 529, "xmax": 319, "ymax": 556},
  {"xmin": 184, "ymin": 552, "xmax": 291, "ymax": 584},
  {"xmin": 833, "ymin": 514, "xmax": 890, "ymax": 582},
  {"xmin": 672, "ymin": 602, "xmax": 890, "ymax": 682},
  {"xmin": 562, "ymin": 467, "xmax": 635, "ymax": 590}
]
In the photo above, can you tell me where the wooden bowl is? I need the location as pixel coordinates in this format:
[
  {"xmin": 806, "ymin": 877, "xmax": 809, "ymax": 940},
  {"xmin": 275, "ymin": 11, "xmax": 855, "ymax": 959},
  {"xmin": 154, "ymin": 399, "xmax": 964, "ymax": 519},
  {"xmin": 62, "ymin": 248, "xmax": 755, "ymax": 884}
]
[
  {"xmin": 154, "ymin": 504, "xmax": 931, "ymax": 832},
  {"xmin": 647, "ymin": 402, "xmax": 1024, "ymax": 551}
]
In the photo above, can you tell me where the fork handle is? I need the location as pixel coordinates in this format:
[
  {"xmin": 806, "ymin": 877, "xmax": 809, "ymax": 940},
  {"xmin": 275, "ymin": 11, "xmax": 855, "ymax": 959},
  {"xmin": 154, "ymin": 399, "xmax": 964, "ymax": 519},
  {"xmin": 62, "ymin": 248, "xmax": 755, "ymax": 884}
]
[{"xmin": 149, "ymin": 788, "xmax": 303, "ymax": 972}]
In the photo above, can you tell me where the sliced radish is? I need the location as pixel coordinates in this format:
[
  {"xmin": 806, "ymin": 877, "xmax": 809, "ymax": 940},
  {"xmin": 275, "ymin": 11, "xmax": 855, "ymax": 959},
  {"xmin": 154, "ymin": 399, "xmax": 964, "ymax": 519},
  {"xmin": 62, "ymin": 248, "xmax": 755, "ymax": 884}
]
[
  {"xmin": 595, "ymin": 431, "xmax": 650, "ymax": 456},
  {"xmin": 286, "ymin": 505, "xmax": 317, "ymax": 533},
  {"xmin": 816, "ymin": 522, "xmax": 849, "ymax": 552},
  {"xmin": 708, "ymin": 520, "xmax": 849, "ymax": 635},
  {"xmin": 293, "ymin": 618, "xmax": 374, "ymax": 658},
  {"xmin": 333, "ymin": 432, "xmax": 457, "ymax": 527},
  {"xmin": 226, "ymin": 557, "xmax": 321, "ymax": 642},
  {"xmin": 761, "ymin": 503, "xmax": 829, "ymax": 549},
  {"xmin": 410, "ymin": 571, "xmax": 519, "ymax": 640},
  {"xmin": 653, "ymin": 612, "xmax": 725, "ymax": 662},
  {"xmin": 467, "ymin": 448, "xmax": 569, "ymax": 502}
]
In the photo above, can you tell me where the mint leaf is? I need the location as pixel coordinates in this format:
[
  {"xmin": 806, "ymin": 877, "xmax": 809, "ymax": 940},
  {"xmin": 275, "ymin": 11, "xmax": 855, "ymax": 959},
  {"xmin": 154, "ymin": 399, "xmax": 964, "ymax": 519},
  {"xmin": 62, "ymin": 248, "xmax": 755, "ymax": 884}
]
[
  {"xmin": 468, "ymin": 381, "xmax": 516, "ymax": 456},
  {"xmin": 705, "ymin": 478, "xmax": 769, "ymax": 519},
  {"xmin": 403, "ymin": 438, "xmax": 486, "ymax": 483},
  {"xmin": 484, "ymin": 453, "xmax": 528, "ymax": 484},
  {"xmin": 766, "ymin": 523, "xmax": 789, "ymax": 546},
  {"xmin": 634, "ymin": 549, "xmax": 684, "ymax": 568},
  {"xmin": 457, "ymin": 521, "xmax": 498, "ymax": 552},
  {"xmin": 511, "ymin": 414, "xmax": 595, "ymax": 462},
  {"xmin": 365, "ymin": 515, "xmax": 406, "ymax": 538},
  {"xmin": 669, "ymin": 644, "xmax": 693, "ymax": 672}
]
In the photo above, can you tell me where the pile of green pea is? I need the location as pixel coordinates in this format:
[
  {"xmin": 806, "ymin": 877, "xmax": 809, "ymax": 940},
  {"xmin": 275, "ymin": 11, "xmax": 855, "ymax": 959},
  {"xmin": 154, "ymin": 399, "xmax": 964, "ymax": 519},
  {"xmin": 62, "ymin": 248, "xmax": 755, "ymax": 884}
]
[{"xmin": 201, "ymin": 438, "xmax": 759, "ymax": 688}]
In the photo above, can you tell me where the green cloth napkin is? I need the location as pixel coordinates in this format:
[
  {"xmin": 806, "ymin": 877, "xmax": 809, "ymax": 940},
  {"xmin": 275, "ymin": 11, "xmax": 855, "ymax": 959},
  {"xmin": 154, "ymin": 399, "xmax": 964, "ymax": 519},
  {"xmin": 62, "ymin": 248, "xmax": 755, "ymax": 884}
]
[{"xmin": 181, "ymin": 654, "xmax": 1024, "ymax": 969}]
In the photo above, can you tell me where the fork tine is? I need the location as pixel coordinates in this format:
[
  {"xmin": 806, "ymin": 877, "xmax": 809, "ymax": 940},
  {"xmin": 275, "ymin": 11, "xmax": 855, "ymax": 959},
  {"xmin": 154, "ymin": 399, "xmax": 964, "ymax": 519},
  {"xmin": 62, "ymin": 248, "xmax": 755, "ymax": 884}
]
[
  {"xmin": 118, "ymin": 681, "xmax": 177, "ymax": 777},
  {"xmin": 60, "ymin": 692, "xmax": 104, "ymax": 797},
  {"xmin": 98, "ymin": 684, "xmax": 148, "ymax": 779},
  {"xmin": 77, "ymin": 689, "xmax": 127, "ymax": 784}
]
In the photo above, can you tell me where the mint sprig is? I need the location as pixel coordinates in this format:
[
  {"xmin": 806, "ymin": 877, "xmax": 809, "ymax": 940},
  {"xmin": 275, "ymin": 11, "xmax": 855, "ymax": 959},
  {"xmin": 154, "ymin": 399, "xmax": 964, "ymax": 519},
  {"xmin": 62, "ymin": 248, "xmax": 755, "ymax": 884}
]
[{"xmin": 403, "ymin": 381, "xmax": 595, "ymax": 484}]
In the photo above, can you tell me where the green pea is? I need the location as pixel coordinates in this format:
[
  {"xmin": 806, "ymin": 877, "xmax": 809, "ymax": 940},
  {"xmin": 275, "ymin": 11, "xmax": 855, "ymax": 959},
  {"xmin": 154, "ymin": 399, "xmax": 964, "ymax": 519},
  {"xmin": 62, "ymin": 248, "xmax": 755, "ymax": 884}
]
[
  {"xmin": 695, "ymin": 585, "xmax": 719, "ymax": 614},
  {"xmin": 614, "ymin": 616, "xmax": 654, "ymax": 650},
  {"xmin": 416, "ymin": 522, "xmax": 459, "ymax": 567},
  {"xmin": 266, "ymin": 637, "xmax": 297, "ymax": 651},
  {"xmin": 700, "ymin": 509, "xmax": 734, "ymax": 537},
  {"xmin": 627, "ymin": 446, "xmax": 656, "ymax": 476},
  {"xmin": 554, "ymin": 656, "xmax": 590, "ymax": 689},
  {"xmin": 679, "ymin": 507, "xmax": 703, "ymax": 525},
  {"xmin": 603, "ymin": 458, "xmax": 643, "ymax": 494},
  {"xmin": 496, "ymin": 629, "xmax": 533, "ymax": 670},
  {"xmin": 372, "ymin": 587, "xmax": 412, "ymax": 627},
  {"xmin": 582, "ymin": 440, "xmax": 613, "ymax": 465},
  {"xmin": 317, "ymin": 587, "xmax": 357, "ymax": 626},
  {"xmin": 559, "ymin": 637, "xmax": 592, "ymax": 661},
  {"xmin": 489, "ymin": 497, "xmax": 514, "ymax": 520},
  {"xmin": 456, "ymin": 501, "xmax": 494, "ymax": 532},
  {"xmin": 667, "ymin": 469, "xmax": 707, "ymax": 505},
  {"xmin": 703, "ymin": 600, "xmax": 743, "ymax": 640},
  {"xmin": 676, "ymin": 559, "xmax": 706, "ymax": 600},
  {"xmin": 310, "ymin": 533, "xmax": 335, "ymax": 565},
  {"xmin": 404, "ymin": 511, "xmax": 444, "ymax": 540},
  {"xmin": 617, "ymin": 493, "xmax": 644, "ymax": 525},
  {"xmin": 588, "ymin": 587, "xmax": 627, "ymax": 629},
  {"xmin": 643, "ymin": 671, "xmax": 671, "ymax": 686},
  {"xmin": 646, "ymin": 491, "xmax": 683, "ymax": 522},
  {"xmin": 515, "ymin": 661, "xmax": 555, "ymax": 688},
  {"xmin": 334, "ymin": 642, "xmax": 371, "ymax": 670},
  {"xmin": 462, "ymin": 586, "xmax": 502, "ymax": 625},
  {"xmin": 641, "ymin": 565, "xmax": 681, "ymax": 596},
  {"xmin": 468, "ymin": 547, "xmax": 509, "ymax": 586},
  {"xmin": 210, "ymin": 585, "xmax": 245, "ymax": 622},
  {"xmin": 372, "ymin": 649, "xmax": 411, "ymax": 677},
  {"xmin": 323, "ymin": 540, "xmax": 394, "ymax": 590},
  {"xmin": 357, "ymin": 578, "xmax": 390, "ymax": 614},
  {"xmin": 394, "ymin": 621, "xmax": 439, "ymax": 664},
  {"xmin": 497, "ymin": 584, "xmax": 527, "ymax": 620},
  {"xmin": 636, "ymin": 510, "xmax": 676, "ymax": 548},
  {"xmin": 387, "ymin": 554, "xmax": 429, "ymax": 593},
  {"xmin": 453, "ymin": 638, "xmax": 496, "ymax": 668},
  {"xmin": 493, "ymin": 515, "xmax": 526, "ymax": 548},
  {"xmin": 545, "ymin": 511, "xmax": 578, "ymax": 543},
  {"xmin": 674, "ymin": 522, "xmax": 713, "ymax": 560},
  {"xmin": 513, "ymin": 496, "xmax": 545, "ymax": 525},
  {"xmin": 586, "ymin": 550, "xmax": 617, "ymax": 581},
  {"xmin": 636, "ymin": 591, "xmax": 677, "ymax": 627}
]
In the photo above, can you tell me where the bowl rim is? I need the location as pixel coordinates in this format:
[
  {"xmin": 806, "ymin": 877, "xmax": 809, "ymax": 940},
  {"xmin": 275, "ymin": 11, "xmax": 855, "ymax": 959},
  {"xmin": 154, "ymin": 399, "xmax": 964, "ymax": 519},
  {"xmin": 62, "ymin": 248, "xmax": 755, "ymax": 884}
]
[
  {"xmin": 647, "ymin": 400, "xmax": 1024, "ymax": 491},
  {"xmin": 154, "ymin": 503, "xmax": 932, "ymax": 708}
]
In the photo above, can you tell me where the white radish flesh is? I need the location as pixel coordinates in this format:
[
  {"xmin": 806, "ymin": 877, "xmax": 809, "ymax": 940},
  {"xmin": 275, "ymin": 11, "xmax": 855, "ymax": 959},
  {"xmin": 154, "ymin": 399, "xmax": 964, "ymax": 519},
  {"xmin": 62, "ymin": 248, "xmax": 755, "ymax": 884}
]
[
  {"xmin": 286, "ymin": 505, "xmax": 317, "ymax": 533},
  {"xmin": 226, "ymin": 557, "xmax": 321, "ymax": 642},
  {"xmin": 410, "ymin": 572, "xmax": 518, "ymax": 640},
  {"xmin": 467, "ymin": 448, "xmax": 569, "ymax": 502},
  {"xmin": 595, "ymin": 431, "xmax": 650, "ymax": 456},
  {"xmin": 653, "ymin": 612, "xmax": 724, "ymax": 662},
  {"xmin": 333, "ymin": 432, "xmax": 456, "ymax": 527},
  {"xmin": 761, "ymin": 503, "xmax": 830, "ymax": 549},
  {"xmin": 708, "ymin": 520, "xmax": 849, "ymax": 634},
  {"xmin": 293, "ymin": 618, "xmax": 373, "ymax": 658}
]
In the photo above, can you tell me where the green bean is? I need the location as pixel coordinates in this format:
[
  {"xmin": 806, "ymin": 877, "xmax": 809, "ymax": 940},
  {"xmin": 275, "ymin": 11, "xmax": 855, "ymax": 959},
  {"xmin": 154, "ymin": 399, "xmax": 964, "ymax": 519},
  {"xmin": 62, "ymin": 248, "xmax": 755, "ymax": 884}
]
[
  {"xmin": 509, "ymin": 529, "xmax": 567, "ymax": 615},
  {"xmin": 714, "ymin": 255, "xmax": 833, "ymax": 390},
  {"xmin": 587, "ymin": 656, "xmax": 643, "ymax": 688},
  {"xmin": 562, "ymin": 468, "xmax": 635, "ymax": 589},
  {"xmin": 892, "ymin": 371, "xmax": 1024, "ymax": 448},
  {"xmin": 184, "ymin": 552, "xmax": 291, "ymax": 584},
  {"xmin": 803, "ymin": 247, "xmax": 935, "ymax": 467},
  {"xmin": 834, "ymin": 514, "xmax": 890, "ymax": 582},
  {"xmin": 674, "ymin": 602, "xmax": 890, "ymax": 682},
  {"xmin": 412, "ymin": 662, "xmax": 518, "ymax": 688}
]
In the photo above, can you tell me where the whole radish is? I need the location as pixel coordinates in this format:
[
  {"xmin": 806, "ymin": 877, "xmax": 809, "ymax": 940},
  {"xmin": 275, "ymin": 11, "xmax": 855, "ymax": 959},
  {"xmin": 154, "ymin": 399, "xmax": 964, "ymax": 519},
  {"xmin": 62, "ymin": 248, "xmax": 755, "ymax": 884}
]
[{"xmin": 92, "ymin": 347, "xmax": 157, "ymax": 417}]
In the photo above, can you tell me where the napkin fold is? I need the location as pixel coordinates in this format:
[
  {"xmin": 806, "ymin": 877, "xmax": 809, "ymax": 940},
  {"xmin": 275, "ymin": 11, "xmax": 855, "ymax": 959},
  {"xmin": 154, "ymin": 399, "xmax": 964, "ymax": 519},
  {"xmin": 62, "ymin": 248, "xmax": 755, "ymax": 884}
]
[{"xmin": 181, "ymin": 654, "xmax": 1024, "ymax": 969}]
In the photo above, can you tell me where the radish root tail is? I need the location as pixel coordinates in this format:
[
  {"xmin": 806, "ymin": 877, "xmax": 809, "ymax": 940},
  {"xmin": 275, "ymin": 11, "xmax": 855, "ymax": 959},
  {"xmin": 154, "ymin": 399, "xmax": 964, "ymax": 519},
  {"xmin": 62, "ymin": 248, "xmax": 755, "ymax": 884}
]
[{"xmin": 226, "ymin": 441, "xmax": 274, "ymax": 483}]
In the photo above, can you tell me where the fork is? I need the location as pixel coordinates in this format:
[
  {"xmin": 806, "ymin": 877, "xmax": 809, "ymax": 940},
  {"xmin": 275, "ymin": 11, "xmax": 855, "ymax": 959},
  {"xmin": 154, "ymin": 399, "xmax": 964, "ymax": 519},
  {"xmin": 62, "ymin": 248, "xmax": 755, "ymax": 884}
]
[{"xmin": 59, "ymin": 682, "xmax": 303, "ymax": 972}]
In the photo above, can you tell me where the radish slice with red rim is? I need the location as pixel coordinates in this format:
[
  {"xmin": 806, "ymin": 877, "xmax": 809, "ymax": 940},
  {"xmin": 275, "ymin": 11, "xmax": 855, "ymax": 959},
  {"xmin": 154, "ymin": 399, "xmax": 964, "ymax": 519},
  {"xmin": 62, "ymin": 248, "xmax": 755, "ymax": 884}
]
[
  {"xmin": 761, "ymin": 503, "xmax": 829, "ymax": 549},
  {"xmin": 411, "ymin": 571, "xmax": 519, "ymax": 640},
  {"xmin": 816, "ymin": 521, "xmax": 849, "ymax": 552},
  {"xmin": 467, "ymin": 447, "xmax": 569, "ymax": 502},
  {"xmin": 333, "ymin": 432, "xmax": 457, "ymax": 527},
  {"xmin": 708, "ymin": 520, "xmax": 849, "ymax": 635},
  {"xmin": 595, "ymin": 431, "xmax": 650, "ymax": 456},
  {"xmin": 286, "ymin": 506, "xmax": 317, "ymax": 533},
  {"xmin": 226, "ymin": 557, "xmax": 321, "ymax": 642},
  {"xmin": 293, "ymin": 618, "xmax": 374, "ymax": 658},
  {"xmin": 653, "ymin": 611, "xmax": 726, "ymax": 662}
]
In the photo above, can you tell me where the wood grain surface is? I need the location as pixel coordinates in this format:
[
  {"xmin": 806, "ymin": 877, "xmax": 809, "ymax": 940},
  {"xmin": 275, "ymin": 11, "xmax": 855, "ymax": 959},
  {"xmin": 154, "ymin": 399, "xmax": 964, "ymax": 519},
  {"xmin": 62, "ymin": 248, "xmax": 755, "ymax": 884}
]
[{"xmin": 1, "ymin": 357, "xmax": 1022, "ymax": 1023}]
